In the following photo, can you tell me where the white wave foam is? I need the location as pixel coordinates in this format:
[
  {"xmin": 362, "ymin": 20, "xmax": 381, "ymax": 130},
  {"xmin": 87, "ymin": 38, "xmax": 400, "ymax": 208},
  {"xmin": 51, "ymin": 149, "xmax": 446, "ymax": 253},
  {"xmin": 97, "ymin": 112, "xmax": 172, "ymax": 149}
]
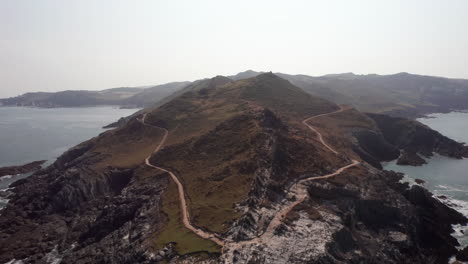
[
  {"xmin": 397, "ymin": 173, "xmax": 417, "ymax": 187},
  {"xmin": 452, "ymin": 224, "xmax": 468, "ymax": 237},
  {"xmin": 0, "ymin": 175, "xmax": 12, "ymax": 181},
  {"xmin": 0, "ymin": 197, "xmax": 8, "ymax": 204},
  {"xmin": 450, "ymin": 199, "xmax": 468, "ymax": 217},
  {"xmin": 434, "ymin": 193, "xmax": 468, "ymax": 216},
  {"xmin": 431, "ymin": 189, "xmax": 468, "ymax": 249},
  {"xmin": 449, "ymin": 256, "xmax": 458, "ymax": 264},
  {"xmin": 436, "ymin": 184, "xmax": 468, "ymax": 193}
]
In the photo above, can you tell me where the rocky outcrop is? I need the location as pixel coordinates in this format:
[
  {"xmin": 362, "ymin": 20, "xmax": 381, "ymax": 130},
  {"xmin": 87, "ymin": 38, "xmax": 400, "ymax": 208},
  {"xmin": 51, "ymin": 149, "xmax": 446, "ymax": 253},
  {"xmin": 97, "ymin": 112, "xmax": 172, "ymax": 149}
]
[
  {"xmin": 404, "ymin": 185, "xmax": 467, "ymax": 261},
  {"xmin": 318, "ymin": 170, "xmax": 466, "ymax": 264},
  {"xmin": 0, "ymin": 161, "xmax": 168, "ymax": 264},
  {"xmin": 368, "ymin": 113, "xmax": 468, "ymax": 159},
  {"xmin": 349, "ymin": 113, "xmax": 468, "ymax": 168},
  {"xmin": 352, "ymin": 130, "xmax": 400, "ymax": 169},
  {"xmin": 397, "ymin": 150, "xmax": 427, "ymax": 166},
  {"xmin": 222, "ymin": 166, "xmax": 467, "ymax": 264},
  {"xmin": 457, "ymin": 246, "xmax": 468, "ymax": 262},
  {"xmin": 103, "ymin": 116, "xmax": 128, "ymax": 129},
  {"xmin": 0, "ymin": 124, "xmax": 170, "ymax": 264},
  {"xmin": 0, "ymin": 160, "xmax": 46, "ymax": 178},
  {"xmin": 52, "ymin": 142, "xmax": 94, "ymax": 170}
]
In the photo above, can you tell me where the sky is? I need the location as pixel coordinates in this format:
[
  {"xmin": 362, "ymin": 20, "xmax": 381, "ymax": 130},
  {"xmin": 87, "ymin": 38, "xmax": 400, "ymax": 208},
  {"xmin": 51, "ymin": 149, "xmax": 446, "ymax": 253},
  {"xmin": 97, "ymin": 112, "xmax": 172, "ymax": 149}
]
[{"xmin": 1, "ymin": 0, "xmax": 468, "ymax": 97}]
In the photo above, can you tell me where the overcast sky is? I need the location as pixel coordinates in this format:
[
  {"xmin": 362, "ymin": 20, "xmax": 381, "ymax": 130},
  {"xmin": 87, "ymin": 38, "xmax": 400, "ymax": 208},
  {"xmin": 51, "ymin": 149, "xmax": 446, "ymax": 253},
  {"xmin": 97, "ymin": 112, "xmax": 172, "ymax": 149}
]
[{"xmin": 1, "ymin": 0, "xmax": 467, "ymax": 97}]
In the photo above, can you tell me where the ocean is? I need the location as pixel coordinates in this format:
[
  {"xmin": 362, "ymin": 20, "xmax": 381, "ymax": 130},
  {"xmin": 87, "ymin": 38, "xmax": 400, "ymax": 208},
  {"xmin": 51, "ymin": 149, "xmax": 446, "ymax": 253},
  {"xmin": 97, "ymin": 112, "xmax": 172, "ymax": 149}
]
[
  {"xmin": 0, "ymin": 106, "xmax": 138, "ymax": 208},
  {"xmin": 383, "ymin": 111, "xmax": 468, "ymax": 247}
]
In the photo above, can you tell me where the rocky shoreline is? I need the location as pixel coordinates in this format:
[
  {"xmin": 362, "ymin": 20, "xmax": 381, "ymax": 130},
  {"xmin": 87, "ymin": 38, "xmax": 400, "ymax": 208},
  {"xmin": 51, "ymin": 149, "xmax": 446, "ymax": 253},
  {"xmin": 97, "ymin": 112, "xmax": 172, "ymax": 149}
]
[
  {"xmin": 352, "ymin": 113, "xmax": 468, "ymax": 169},
  {"xmin": 0, "ymin": 160, "xmax": 46, "ymax": 178},
  {"xmin": 0, "ymin": 115, "xmax": 467, "ymax": 263},
  {"xmin": 396, "ymin": 150, "xmax": 427, "ymax": 166}
]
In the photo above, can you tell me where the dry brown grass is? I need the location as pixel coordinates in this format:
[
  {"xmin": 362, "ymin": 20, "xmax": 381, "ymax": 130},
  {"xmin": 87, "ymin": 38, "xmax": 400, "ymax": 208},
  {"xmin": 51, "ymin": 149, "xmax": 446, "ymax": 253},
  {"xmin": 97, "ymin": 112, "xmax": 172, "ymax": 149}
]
[
  {"xmin": 89, "ymin": 121, "xmax": 165, "ymax": 170},
  {"xmin": 153, "ymin": 116, "xmax": 261, "ymax": 233}
]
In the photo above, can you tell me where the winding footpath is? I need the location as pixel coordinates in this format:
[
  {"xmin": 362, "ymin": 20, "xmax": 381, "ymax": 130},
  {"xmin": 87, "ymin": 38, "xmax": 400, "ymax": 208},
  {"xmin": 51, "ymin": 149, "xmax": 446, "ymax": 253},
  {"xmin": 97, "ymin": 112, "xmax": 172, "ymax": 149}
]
[
  {"xmin": 301, "ymin": 106, "xmax": 349, "ymax": 154},
  {"xmin": 139, "ymin": 105, "xmax": 360, "ymax": 252},
  {"xmin": 139, "ymin": 114, "xmax": 224, "ymax": 246}
]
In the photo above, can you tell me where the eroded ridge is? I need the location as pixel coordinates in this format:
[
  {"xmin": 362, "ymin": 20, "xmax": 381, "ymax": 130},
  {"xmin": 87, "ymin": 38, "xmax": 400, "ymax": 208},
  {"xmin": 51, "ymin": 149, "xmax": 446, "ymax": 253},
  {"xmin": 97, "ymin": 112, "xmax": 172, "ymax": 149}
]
[
  {"xmin": 140, "ymin": 105, "xmax": 360, "ymax": 253},
  {"xmin": 224, "ymin": 105, "xmax": 360, "ymax": 254}
]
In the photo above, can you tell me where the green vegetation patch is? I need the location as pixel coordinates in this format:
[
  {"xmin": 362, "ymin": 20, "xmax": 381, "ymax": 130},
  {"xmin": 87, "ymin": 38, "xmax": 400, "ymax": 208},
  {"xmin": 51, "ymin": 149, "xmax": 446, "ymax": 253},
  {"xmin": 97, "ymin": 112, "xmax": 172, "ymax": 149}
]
[{"xmin": 154, "ymin": 180, "xmax": 220, "ymax": 254}]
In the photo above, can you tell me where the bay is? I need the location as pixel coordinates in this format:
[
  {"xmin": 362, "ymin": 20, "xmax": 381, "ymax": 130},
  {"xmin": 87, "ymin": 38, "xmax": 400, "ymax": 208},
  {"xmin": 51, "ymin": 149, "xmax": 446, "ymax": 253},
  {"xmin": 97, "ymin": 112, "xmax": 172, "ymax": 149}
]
[{"xmin": 0, "ymin": 106, "xmax": 138, "ymax": 194}]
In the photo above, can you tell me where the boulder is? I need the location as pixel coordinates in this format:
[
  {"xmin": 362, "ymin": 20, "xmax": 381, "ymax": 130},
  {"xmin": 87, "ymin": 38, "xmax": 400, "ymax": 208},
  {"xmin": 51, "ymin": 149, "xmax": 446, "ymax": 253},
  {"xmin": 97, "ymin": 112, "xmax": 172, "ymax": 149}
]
[
  {"xmin": 397, "ymin": 150, "xmax": 426, "ymax": 166},
  {"xmin": 457, "ymin": 246, "xmax": 468, "ymax": 262}
]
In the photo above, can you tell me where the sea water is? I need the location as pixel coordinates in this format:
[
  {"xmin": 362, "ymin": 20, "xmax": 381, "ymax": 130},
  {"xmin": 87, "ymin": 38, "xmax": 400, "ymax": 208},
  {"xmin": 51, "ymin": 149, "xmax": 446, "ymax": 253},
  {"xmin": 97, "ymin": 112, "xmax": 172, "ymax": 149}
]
[{"xmin": 0, "ymin": 106, "xmax": 138, "ymax": 208}]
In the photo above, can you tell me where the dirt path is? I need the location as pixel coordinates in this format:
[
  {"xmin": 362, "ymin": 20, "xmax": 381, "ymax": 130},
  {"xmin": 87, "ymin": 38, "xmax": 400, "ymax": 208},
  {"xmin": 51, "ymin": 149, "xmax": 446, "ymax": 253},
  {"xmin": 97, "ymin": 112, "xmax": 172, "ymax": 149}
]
[
  {"xmin": 224, "ymin": 105, "xmax": 359, "ymax": 252},
  {"xmin": 140, "ymin": 105, "xmax": 359, "ymax": 252},
  {"xmin": 301, "ymin": 105, "xmax": 349, "ymax": 154},
  {"xmin": 139, "ymin": 114, "xmax": 225, "ymax": 246}
]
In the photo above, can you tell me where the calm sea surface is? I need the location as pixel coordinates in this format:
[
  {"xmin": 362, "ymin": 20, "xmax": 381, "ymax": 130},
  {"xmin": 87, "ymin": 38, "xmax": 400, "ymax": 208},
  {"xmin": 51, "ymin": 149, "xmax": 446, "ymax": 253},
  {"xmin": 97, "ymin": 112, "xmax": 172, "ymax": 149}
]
[
  {"xmin": 0, "ymin": 106, "xmax": 138, "ymax": 194},
  {"xmin": 383, "ymin": 111, "xmax": 468, "ymax": 246}
]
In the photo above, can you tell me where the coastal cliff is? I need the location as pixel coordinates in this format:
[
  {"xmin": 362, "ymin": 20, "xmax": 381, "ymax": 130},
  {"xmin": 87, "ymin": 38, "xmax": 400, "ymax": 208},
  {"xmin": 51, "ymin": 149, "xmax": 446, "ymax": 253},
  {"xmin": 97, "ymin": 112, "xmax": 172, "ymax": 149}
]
[{"xmin": 0, "ymin": 74, "xmax": 466, "ymax": 263}]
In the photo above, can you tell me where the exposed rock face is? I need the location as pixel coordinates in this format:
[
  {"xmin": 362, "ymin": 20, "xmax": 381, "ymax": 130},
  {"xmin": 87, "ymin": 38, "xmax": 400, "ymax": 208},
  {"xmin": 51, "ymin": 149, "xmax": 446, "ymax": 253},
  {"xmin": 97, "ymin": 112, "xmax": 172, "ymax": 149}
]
[
  {"xmin": 415, "ymin": 178, "xmax": 426, "ymax": 185},
  {"xmin": 347, "ymin": 113, "xmax": 468, "ymax": 168},
  {"xmin": 103, "ymin": 116, "xmax": 129, "ymax": 129},
  {"xmin": 0, "ymin": 117, "xmax": 170, "ymax": 263},
  {"xmin": 220, "ymin": 167, "xmax": 467, "ymax": 264},
  {"xmin": 397, "ymin": 150, "xmax": 427, "ymax": 166},
  {"xmin": 368, "ymin": 113, "xmax": 468, "ymax": 159},
  {"xmin": 457, "ymin": 246, "xmax": 468, "ymax": 261},
  {"xmin": 0, "ymin": 155, "xmax": 168, "ymax": 263},
  {"xmin": 463, "ymin": 146, "xmax": 468, "ymax": 157},
  {"xmin": 405, "ymin": 185, "xmax": 466, "ymax": 257},
  {"xmin": 0, "ymin": 74, "xmax": 466, "ymax": 264},
  {"xmin": 352, "ymin": 130, "xmax": 400, "ymax": 169},
  {"xmin": 0, "ymin": 160, "xmax": 46, "ymax": 178}
]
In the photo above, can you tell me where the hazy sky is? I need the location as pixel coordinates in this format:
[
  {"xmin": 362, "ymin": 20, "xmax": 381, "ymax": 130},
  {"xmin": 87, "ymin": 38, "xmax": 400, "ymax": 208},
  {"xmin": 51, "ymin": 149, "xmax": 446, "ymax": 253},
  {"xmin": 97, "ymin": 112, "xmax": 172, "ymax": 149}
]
[{"xmin": 1, "ymin": 0, "xmax": 467, "ymax": 97}]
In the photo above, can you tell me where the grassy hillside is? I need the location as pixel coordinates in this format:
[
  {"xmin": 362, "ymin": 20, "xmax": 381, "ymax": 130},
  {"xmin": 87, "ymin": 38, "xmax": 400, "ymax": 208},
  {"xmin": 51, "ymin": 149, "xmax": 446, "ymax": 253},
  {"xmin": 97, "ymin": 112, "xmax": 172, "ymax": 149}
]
[{"xmin": 140, "ymin": 73, "xmax": 341, "ymax": 253}]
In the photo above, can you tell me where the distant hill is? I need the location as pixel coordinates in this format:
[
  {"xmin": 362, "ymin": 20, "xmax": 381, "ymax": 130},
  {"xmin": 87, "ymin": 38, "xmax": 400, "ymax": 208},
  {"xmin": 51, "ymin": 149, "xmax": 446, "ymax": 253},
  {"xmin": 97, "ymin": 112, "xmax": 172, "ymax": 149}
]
[
  {"xmin": 228, "ymin": 69, "xmax": 263, "ymax": 81},
  {"xmin": 3, "ymin": 70, "xmax": 468, "ymax": 118},
  {"xmin": 0, "ymin": 82, "xmax": 190, "ymax": 108},
  {"xmin": 231, "ymin": 70, "xmax": 468, "ymax": 117},
  {"xmin": 119, "ymin": 82, "xmax": 190, "ymax": 108}
]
